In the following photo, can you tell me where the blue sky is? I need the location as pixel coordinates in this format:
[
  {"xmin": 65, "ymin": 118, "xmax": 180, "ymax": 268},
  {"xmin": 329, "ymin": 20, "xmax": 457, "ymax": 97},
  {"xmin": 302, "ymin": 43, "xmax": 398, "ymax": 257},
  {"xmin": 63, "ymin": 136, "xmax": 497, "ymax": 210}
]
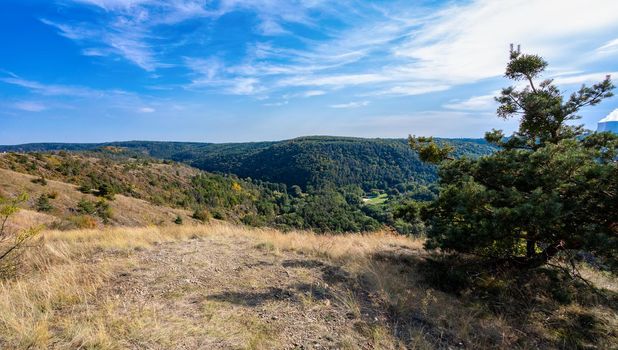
[{"xmin": 1, "ymin": 0, "xmax": 617, "ymax": 144}]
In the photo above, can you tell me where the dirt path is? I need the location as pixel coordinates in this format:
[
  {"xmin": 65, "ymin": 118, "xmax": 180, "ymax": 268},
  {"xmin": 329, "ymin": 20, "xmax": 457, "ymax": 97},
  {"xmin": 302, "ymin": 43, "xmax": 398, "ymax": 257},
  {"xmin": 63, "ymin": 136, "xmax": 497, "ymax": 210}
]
[{"xmin": 97, "ymin": 234, "xmax": 381, "ymax": 349}]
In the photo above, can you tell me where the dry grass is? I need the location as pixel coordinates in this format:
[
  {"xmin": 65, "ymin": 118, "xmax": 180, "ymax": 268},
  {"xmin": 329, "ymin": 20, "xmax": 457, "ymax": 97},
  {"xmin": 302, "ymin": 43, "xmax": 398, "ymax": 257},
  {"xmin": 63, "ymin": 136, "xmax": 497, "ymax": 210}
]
[
  {"xmin": 0, "ymin": 168, "xmax": 195, "ymax": 231},
  {"xmin": 0, "ymin": 223, "xmax": 616, "ymax": 349}
]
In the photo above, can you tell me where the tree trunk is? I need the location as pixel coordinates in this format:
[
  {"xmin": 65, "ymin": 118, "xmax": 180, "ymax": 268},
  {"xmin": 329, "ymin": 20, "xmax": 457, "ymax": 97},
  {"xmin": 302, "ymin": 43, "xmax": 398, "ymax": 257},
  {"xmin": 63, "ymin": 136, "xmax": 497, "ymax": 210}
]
[
  {"xmin": 526, "ymin": 240, "xmax": 536, "ymax": 258},
  {"xmin": 522, "ymin": 240, "xmax": 565, "ymax": 269}
]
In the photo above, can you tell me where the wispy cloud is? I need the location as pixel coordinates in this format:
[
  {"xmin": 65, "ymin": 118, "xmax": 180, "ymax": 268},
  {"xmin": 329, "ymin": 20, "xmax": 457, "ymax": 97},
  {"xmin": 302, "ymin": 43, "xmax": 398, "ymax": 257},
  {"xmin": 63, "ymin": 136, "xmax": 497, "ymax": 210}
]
[
  {"xmin": 392, "ymin": 0, "xmax": 618, "ymax": 85},
  {"xmin": 597, "ymin": 38, "xmax": 618, "ymax": 54},
  {"xmin": 137, "ymin": 106, "xmax": 155, "ymax": 113},
  {"xmin": 330, "ymin": 100, "xmax": 369, "ymax": 109},
  {"xmin": 553, "ymin": 71, "xmax": 618, "ymax": 85},
  {"xmin": 40, "ymin": 17, "xmax": 163, "ymax": 71},
  {"xmin": 301, "ymin": 90, "xmax": 325, "ymax": 97},
  {"xmin": 280, "ymin": 74, "xmax": 389, "ymax": 88},
  {"xmin": 376, "ymin": 83, "xmax": 451, "ymax": 96},
  {"xmin": 444, "ymin": 93, "xmax": 497, "ymax": 111},
  {"xmin": 12, "ymin": 101, "xmax": 48, "ymax": 112},
  {"xmin": 263, "ymin": 100, "xmax": 288, "ymax": 107},
  {"xmin": 1, "ymin": 76, "xmax": 115, "ymax": 97}
]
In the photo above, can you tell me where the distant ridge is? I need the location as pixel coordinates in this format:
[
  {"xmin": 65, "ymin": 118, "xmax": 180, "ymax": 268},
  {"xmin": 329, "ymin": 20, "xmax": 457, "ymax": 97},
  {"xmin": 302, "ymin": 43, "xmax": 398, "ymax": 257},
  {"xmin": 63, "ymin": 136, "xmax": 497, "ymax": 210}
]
[{"xmin": 0, "ymin": 136, "xmax": 495, "ymax": 191}]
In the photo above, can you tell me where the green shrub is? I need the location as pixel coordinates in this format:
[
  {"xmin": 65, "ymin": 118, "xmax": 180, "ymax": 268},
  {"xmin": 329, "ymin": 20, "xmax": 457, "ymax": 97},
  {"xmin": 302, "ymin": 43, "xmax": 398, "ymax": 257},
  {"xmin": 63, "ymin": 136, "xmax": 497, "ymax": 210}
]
[
  {"xmin": 35, "ymin": 194, "xmax": 53, "ymax": 212},
  {"xmin": 77, "ymin": 184, "xmax": 92, "ymax": 194},
  {"xmin": 77, "ymin": 198, "xmax": 113, "ymax": 223},
  {"xmin": 192, "ymin": 208, "xmax": 211, "ymax": 222},
  {"xmin": 77, "ymin": 198, "xmax": 96, "ymax": 215},
  {"xmin": 211, "ymin": 210, "xmax": 225, "ymax": 220},
  {"xmin": 96, "ymin": 183, "xmax": 115, "ymax": 200}
]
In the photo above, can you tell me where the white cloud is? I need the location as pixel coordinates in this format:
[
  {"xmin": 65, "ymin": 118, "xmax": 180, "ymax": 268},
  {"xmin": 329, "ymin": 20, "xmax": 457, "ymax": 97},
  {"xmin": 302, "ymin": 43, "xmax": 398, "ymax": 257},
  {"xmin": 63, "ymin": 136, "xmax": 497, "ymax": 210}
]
[
  {"xmin": 82, "ymin": 48, "xmax": 107, "ymax": 56},
  {"xmin": 599, "ymin": 108, "xmax": 618, "ymax": 123},
  {"xmin": 263, "ymin": 100, "xmax": 288, "ymax": 107},
  {"xmin": 377, "ymin": 83, "xmax": 451, "ymax": 96},
  {"xmin": 227, "ymin": 78, "xmax": 262, "ymax": 95},
  {"xmin": 0, "ymin": 76, "xmax": 114, "ymax": 97},
  {"xmin": 330, "ymin": 100, "xmax": 369, "ymax": 109},
  {"xmin": 444, "ymin": 93, "xmax": 497, "ymax": 111},
  {"xmin": 393, "ymin": 0, "xmax": 618, "ymax": 85},
  {"xmin": 12, "ymin": 101, "xmax": 47, "ymax": 112},
  {"xmin": 40, "ymin": 17, "xmax": 164, "ymax": 71},
  {"xmin": 43, "ymin": 0, "xmax": 618, "ymax": 99},
  {"xmin": 597, "ymin": 38, "xmax": 618, "ymax": 54},
  {"xmin": 280, "ymin": 74, "xmax": 389, "ymax": 88},
  {"xmin": 553, "ymin": 72, "xmax": 617, "ymax": 85},
  {"xmin": 52, "ymin": 0, "xmax": 328, "ymax": 72},
  {"xmin": 72, "ymin": 0, "xmax": 154, "ymax": 10},
  {"xmin": 138, "ymin": 106, "xmax": 155, "ymax": 113},
  {"xmin": 302, "ymin": 90, "xmax": 326, "ymax": 97}
]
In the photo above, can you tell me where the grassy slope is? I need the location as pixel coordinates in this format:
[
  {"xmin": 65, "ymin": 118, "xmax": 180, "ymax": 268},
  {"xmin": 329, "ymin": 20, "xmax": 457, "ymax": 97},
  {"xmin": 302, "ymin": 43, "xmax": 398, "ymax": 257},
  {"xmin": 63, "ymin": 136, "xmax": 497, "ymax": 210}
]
[
  {"xmin": 0, "ymin": 223, "xmax": 615, "ymax": 349},
  {"xmin": 0, "ymin": 168, "xmax": 195, "ymax": 229},
  {"xmin": 0, "ymin": 152, "xmax": 202, "ymax": 209}
]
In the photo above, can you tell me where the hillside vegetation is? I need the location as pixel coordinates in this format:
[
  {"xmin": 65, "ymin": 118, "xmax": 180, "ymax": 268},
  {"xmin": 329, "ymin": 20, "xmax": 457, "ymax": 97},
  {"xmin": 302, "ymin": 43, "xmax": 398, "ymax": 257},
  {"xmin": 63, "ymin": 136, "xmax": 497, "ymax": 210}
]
[
  {"xmin": 0, "ymin": 168, "xmax": 194, "ymax": 230},
  {"xmin": 0, "ymin": 136, "xmax": 496, "ymax": 191},
  {"xmin": 0, "ymin": 137, "xmax": 495, "ymax": 234},
  {"xmin": 0, "ymin": 152, "xmax": 383, "ymax": 232}
]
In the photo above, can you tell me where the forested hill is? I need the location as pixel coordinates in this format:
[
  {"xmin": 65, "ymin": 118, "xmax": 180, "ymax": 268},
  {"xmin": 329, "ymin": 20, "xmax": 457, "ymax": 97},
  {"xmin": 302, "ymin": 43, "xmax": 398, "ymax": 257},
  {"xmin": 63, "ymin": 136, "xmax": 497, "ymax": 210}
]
[{"xmin": 0, "ymin": 136, "xmax": 495, "ymax": 190}]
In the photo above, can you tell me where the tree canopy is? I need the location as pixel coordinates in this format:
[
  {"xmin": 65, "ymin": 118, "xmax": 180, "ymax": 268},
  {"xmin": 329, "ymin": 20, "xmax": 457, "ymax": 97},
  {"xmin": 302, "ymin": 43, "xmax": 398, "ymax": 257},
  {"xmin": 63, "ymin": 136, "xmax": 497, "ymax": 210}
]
[{"xmin": 411, "ymin": 46, "xmax": 617, "ymax": 271}]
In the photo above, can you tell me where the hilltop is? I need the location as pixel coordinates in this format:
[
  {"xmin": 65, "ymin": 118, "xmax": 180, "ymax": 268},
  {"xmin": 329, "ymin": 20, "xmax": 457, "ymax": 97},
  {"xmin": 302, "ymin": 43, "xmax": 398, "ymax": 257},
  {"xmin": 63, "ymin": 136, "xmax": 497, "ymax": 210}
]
[{"xmin": 0, "ymin": 136, "xmax": 496, "ymax": 191}]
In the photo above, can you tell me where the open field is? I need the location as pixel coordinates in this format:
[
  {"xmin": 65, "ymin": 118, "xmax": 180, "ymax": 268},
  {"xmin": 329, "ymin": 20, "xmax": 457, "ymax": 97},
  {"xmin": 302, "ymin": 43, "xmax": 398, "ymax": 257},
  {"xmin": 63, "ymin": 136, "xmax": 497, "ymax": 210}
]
[
  {"xmin": 362, "ymin": 194, "xmax": 388, "ymax": 206},
  {"xmin": 1, "ymin": 223, "xmax": 616, "ymax": 349}
]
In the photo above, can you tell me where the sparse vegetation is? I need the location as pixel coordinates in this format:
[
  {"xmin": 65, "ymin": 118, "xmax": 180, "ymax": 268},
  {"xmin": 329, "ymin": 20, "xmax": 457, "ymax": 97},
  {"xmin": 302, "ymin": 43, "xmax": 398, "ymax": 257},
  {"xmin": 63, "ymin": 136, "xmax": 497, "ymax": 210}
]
[{"xmin": 0, "ymin": 193, "xmax": 40, "ymax": 278}]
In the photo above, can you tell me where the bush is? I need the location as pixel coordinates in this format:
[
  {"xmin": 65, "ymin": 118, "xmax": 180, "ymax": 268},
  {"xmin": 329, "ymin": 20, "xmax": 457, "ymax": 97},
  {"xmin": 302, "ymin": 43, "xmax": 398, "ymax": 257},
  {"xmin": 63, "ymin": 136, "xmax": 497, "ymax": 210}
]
[
  {"xmin": 77, "ymin": 198, "xmax": 96, "ymax": 215},
  {"xmin": 96, "ymin": 183, "xmax": 115, "ymax": 200},
  {"xmin": 95, "ymin": 200, "xmax": 113, "ymax": 224},
  {"xmin": 192, "ymin": 208, "xmax": 211, "ymax": 222},
  {"xmin": 77, "ymin": 184, "xmax": 92, "ymax": 194},
  {"xmin": 67, "ymin": 215, "xmax": 97, "ymax": 229},
  {"xmin": 35, "ymin": 194, "xmax": 53, "ymax": 212},
  {"xmin": 174, "ymin": 215, "xmax": 183, "ymax": 225},
  {"xmin": 76, "ymin": 198, "xmax": 113, "ymax": 223}
]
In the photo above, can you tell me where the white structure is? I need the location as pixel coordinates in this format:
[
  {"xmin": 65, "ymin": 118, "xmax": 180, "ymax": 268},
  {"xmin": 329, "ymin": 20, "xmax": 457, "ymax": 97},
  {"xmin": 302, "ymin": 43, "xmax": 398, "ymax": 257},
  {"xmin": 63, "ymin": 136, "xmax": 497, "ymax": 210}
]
[{"xmin": 597, "ymin": 109, "xmax": 618, "ymax": 133}]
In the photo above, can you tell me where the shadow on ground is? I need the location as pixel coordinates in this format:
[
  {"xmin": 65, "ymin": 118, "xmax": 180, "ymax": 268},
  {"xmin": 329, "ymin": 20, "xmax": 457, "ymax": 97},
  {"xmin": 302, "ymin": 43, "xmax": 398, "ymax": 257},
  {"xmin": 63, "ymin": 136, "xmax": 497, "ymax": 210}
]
[{"xmin": 207, "ymin": 252, "xmax": 617, "ymax": 349}]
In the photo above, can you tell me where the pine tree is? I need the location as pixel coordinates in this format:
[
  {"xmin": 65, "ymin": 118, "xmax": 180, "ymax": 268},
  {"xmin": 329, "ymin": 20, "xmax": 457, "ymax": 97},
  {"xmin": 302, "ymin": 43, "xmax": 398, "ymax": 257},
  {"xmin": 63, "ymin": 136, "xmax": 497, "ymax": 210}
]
[{"xmin": 410, "ymin": 46, "xmax": 617, "ymax": 270}]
